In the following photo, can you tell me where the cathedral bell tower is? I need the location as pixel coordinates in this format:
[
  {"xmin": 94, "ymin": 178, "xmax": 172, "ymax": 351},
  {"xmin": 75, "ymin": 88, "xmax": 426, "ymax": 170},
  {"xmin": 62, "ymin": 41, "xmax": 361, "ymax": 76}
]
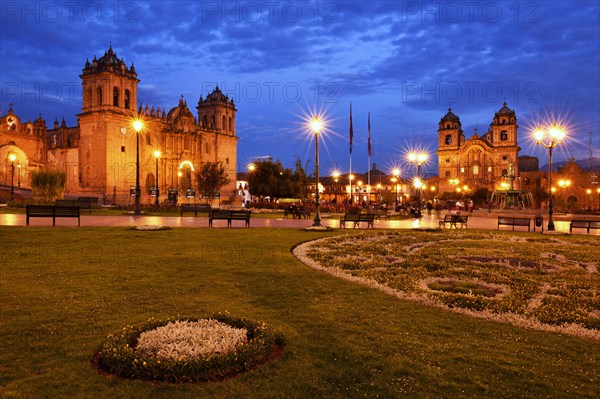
[
  {"xmin": 489, "ymin": 102, "xmax": 518, "ymax": 147},
  {"xmin": 437, "ymin": 107, "xmax": 463, "ymax": 150},
  {"xmin": 77, "ymin": 46, "xmax": 140, "ymax": 195}
]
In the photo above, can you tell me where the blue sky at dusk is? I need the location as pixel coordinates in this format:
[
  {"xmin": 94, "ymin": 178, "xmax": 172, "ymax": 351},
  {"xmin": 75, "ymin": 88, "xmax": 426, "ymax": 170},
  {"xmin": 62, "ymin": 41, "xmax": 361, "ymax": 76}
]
[{"xmin": 1, "ymin": 1, "xmax": 599, "ymax": 177}]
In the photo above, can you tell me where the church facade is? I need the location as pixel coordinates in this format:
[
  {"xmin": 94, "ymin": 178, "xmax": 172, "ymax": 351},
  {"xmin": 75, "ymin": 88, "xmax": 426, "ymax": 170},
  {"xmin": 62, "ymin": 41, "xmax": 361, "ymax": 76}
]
[
  {"xmin": 435, "ymin": 103, "xmax": 520, "ymax": 193},
  {"xmin": 1, "ymin": 46, "xmax": 238, "ymax": 204}
]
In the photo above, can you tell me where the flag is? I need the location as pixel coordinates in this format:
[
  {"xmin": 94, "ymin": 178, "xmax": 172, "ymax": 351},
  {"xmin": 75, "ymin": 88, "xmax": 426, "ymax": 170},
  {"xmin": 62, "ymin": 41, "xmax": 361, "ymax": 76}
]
[
  {"xmin": 349, "ymin": 103, "xmax": 353, "ymax": 155},
  {"xmin": 368, "ymin": 112, "xmax": 372, "ymax": 158}
]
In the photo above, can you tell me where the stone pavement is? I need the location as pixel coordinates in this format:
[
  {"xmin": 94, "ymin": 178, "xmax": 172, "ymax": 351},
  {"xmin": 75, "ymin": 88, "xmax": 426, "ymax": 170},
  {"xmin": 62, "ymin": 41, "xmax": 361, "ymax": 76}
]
[{"xmin": 1, "ymin": 211, "xmax": 593, "ymax": 235}]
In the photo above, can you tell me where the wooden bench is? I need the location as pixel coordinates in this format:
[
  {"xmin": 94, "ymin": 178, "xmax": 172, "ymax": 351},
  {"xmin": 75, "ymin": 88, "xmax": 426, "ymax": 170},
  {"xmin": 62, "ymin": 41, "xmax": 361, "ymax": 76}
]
[
  {"xmin": 209, "ymin": 209, "xmax": 251, "ymax": 227},
  {"xmin": 570, "ymin": 219, "xmax": 600, "ymax": 235},
  {"xmin": 497, "ymin": 216, "xmax": 531, "ymax": 231},
  {"xmin": 55, "ymin": 198, "xmax": 94, "ymax": 215},
  {"xmin": 26, "ymin": 205, "xmax": 80, "ymax": 226},
  {"xmin": 439, "ymin": 214, "xmax": 469, "ymax": 229},
  {"xmin": 339, "ymin": 213, "xmax": 375, "ymax": 229},
  {"xmin": 180, "ymin": 203, "xmax": 211, "ymax": 216},
  {"xmin": 368, "ymin": 209, "xmax": 390, "ymax": 220}
]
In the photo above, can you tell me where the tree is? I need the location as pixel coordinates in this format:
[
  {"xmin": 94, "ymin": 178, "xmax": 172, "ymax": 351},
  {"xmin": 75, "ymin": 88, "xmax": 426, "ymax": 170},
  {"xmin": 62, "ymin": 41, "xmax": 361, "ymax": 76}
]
[
  {"xmin": 292, "ymin": 157, "xmax": 309, "ymax": 201},
  {"xmin": 194, "ymin": 161, "xmax": 231, "ymax": 201},
  {"xmin": 31, "ymin": 169, "xmax": 67, "ymax": 204},
  {"xmin": 471, "ymin": 188, "xmax": 490, "ymax": 206},
  {"xmin": 247, "ymin": 160, "xmax": 297, "ymax": 200}
]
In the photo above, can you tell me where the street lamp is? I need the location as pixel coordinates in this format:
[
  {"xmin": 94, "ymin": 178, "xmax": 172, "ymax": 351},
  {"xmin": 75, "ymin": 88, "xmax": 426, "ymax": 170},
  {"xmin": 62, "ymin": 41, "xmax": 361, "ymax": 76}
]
[
  {"xmin": 153, "ymin": 149, "xmax": 161, "ymax": 206},
  {"xmin": 535, "ymin": 125, "xmax": 566, "ymax": 230},
  {"xmin": 311, "ymin": 116, "xmax": 323, "ymax": 227},
  {"xmin": 408, "ymin": 152, "xmax": 428, "ymax": 218},
  {"xmin": 133, "ymin": 119, "xmax": 143, "ymax": 216},
  {"xmin": 332, "ymin": 170, "xmax": 340, "ymax": 205},
  {"xmin": 17, "ymin": 162, "xmax": 21, "ymax": 187},
  {"xmin": 8, "ymin": 153, "xmax": 16, "ymax": 202},
  {"xmin": 391, "ymin": 168, "xmax": 400, "ymax": 211}
]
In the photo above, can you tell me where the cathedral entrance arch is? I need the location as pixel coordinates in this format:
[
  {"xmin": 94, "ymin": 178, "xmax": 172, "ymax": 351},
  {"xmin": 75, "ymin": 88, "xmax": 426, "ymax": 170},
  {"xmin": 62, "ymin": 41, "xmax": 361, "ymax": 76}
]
[{"xmin": 178, "ymin": 161, "xmax": 195, "ymax": 194}]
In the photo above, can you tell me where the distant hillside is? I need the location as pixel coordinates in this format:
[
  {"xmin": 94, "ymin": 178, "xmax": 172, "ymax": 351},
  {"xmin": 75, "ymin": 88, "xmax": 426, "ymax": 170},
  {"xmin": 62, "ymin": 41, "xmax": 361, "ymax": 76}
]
[{"xmin": 540, "ymin": 157, "xmax": 600, "ymax": 172}]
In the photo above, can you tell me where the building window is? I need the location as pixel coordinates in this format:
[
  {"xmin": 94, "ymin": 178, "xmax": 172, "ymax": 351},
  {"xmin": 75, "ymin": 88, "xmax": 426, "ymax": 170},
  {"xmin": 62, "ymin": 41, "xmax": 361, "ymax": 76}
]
[
  {"xmin": 502, "ymin": 155, "xmax": 508, "ymax": 161},
  {"xmin": 445, "ymin": 171, "xmax": 451, "ymax": 178},
  {"xmin": 96, "ymin": 87, "xmax": 102, "ymax": 106},
  {"xmin": 202, "ymin": 116, "xmax": 207, "ymax": 128},
  {"xmin": 145, "ymin": 134, "xmax": 151, "ymax": 146},
  {"xmin": 205, "ymin": 143, "xmax": 210, "ymax": 153},
  {"xmin": 113, "ymin": 87, "xmax": 119, "ymax": 107},
  {"xmin": 445, "ymin": 135, "xmax": 452, "ymax": 145},
  {"xmin": 222, "ymin": 115, "xmax": 226, "ymax": 130},
  {"xmin": 445, "ymin": 158, "xmax": 450, "ymax": 163},
  {"xmin": 488, "ymin": 166, "xmax": 492, "ymax": 172},
  {"xmin": 121, "ymin": 146, "xmax": 125, "ymax": 152},
  {"xmin": 473, "ymin": 165, "xmax": 479, "ymax": 175},
  {"xmin": 229, "ymin": 117, "xmax": 232, "ymax": 131},
  {"xmin": 460, "ymin": 167, "xmax": 465, "ymax": 173},
  {"xmin": 500, "ymin": 130, "xmax": 508, "ymax": 141},
  {"xmin": 502, "ymin": 169, "xmax": 507, "ymax": 176},
  {"xmin": 226, "ymin": 158, "xmax": 229, "ymax": 164},
  {"xmin": 124, "ymin": 90, "xmax": 130, "ymax": 109}
]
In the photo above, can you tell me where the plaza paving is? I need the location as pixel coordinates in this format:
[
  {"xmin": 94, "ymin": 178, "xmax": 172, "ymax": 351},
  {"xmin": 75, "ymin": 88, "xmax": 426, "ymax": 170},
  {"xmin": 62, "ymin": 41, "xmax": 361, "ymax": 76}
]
[{"xmin": 1, "ymin": 210, "xmax": 594, "ymax": 234}]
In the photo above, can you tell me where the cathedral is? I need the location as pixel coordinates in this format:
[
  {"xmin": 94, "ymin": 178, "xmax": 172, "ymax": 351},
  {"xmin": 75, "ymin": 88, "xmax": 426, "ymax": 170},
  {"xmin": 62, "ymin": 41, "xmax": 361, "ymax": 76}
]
[
  {"xmin": 0, "ymin": 46, "xmax": 238, "ymax": 204},
  {"xmin": 435, "ymin": 103, "xmax": 520, "ymax": 193}
]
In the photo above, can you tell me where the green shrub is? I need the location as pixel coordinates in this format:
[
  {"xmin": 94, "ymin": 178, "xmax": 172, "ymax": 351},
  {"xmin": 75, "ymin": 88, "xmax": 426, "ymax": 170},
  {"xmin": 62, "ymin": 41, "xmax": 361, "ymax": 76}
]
[{"xmin": 30, "ymin": 169, "xmax": 67, "ymax": 204}]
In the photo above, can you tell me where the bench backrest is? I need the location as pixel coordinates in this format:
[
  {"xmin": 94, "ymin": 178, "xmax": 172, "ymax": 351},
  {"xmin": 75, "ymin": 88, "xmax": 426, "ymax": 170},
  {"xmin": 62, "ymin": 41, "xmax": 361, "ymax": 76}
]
[
  {"xmin": 343, "ymin": 213, "xmax": 360, "ymax": 221},
  {"xmin": 498, "ymin": 217, "xmax": 513, "ymax": 224},
  {"xmin": 359, "ymin": 214, "xmax": 375, "ymax": 221},
  {"xmin": 26, "ymin": 205, "xmax": 54, "ymax": 214},
  {"xmin": 53, "ymin": 206, "xmax": 80, "ymax": 215},
  {"xmin": 211, "ymin": 210, "xmax": 230, "ymax": 218},
  {"xmin": 230, "ymin": 211, "xmax": 251, "ymax": 218}
]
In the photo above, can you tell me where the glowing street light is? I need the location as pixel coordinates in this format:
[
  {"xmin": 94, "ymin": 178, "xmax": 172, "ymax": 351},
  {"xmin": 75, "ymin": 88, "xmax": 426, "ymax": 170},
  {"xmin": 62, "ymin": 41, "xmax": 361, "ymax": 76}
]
[
  {"xmin": 408, "ymin": 152, "xmax": 428, "ymax": 218},
  {"xmin": 535, "ymin": 124, "xmax": 566, "ymax": 230},
  {"xmin": 391, "ymin": 168, "xmax": 401, "ymax": 211},
  {"xmin": 133, "ymin": 119, "xmax": 143, "ymax": 216},
  {"xmin": 153, "ymin": 149, "xmax": 161, "ymax": 206},
  {"xmin": 311, "ymin": 115, "xmax": 323, "ymax": 227}
]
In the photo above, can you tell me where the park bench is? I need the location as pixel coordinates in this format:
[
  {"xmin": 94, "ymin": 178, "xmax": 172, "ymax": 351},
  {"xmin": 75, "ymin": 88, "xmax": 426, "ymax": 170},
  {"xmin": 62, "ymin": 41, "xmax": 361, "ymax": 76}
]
[
  {"xmin": 209, "ymin": 209, "xmax": 251, "ymax": 227},
  {"xmin": 368, "ymin": 209, "xmax": 390, "ymax": 220},
  {"xmin": 439, "ymin": 214, "xmax": 469, "ymax": 229},
  {"xmin": 284, "ymin": 206, "xmax": 310, "ymax": 219},
  {"xmin": 339, "ymin": 213, "xmax": 375, "ymax": 229},
  {"xmin": 497, "ymin": 216, "xmax": 531, "ymax": 231},
  {"xmin": 55, "ymin": 197, "xmax": 96, "ymax": 215},
  {"xmin": 569, "ymin": 219, "xmax": 600, "ymax": 235},
  {"xmin": 26, "ymin": 205, "xmax": 80, "ymax": 226},
  {"xmin": 180, "ymin": 203, "xmax": 211, "ymax": 216}
]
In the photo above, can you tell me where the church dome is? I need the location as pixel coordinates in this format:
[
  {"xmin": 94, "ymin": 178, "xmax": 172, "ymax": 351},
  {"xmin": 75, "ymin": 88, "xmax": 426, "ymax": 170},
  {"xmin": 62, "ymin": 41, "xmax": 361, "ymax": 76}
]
[
  {"xmin": 204, "ymin": 86, "xmax": 230, "ymax": 103},
  {"xmin": 167, "ymin": 97, "xmax": 195, "ymax": 120},
  {"xmin": 441, "ymin": 107, "xmax": 460, "ymax": 122},
  {"xmin": 496, "ymin": 102, "xmax": 515, "ymax": 116}
]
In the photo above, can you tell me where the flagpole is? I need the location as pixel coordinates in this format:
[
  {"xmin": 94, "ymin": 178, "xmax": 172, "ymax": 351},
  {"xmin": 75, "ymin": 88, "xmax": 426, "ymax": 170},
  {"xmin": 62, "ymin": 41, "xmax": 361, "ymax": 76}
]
[
  {"xmin": 349, "ymin": 103, "xmax": 353, "ymax": 206},
  {"xmin": 368, "ymin": 112, "xmax": 371, "ymax": 205}
]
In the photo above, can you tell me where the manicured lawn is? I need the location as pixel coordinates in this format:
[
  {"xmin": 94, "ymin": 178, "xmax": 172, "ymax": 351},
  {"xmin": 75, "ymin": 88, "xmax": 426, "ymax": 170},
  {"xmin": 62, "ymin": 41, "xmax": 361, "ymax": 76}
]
[{"xmin": 1, "ymin": 227, "xmax": 598, "ymax": 398}]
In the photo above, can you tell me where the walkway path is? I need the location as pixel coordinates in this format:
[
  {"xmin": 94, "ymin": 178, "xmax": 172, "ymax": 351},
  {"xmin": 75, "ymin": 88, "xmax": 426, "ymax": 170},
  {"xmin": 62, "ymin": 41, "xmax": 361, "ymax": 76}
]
[{"xmin": 2, "ymin": 211, "xmax": 593, "ymax": 235}]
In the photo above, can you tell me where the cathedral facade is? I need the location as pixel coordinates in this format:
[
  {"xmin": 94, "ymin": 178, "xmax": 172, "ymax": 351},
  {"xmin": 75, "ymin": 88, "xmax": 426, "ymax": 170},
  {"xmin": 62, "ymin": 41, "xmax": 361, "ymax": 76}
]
[
  {"xmin": 1, "ymin": 46, "xmax": 238, "ymax": 204},
  {"xmin": 436, "ymin": 103, "xmax": 520, "ymax": 193}
]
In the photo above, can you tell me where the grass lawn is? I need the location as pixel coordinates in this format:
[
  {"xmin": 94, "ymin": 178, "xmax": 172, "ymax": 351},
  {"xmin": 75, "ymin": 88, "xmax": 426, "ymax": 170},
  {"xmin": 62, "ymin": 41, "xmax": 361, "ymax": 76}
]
[{"xmin": 1, "ymin": 227, "xmax": 598, "ymax": 398}]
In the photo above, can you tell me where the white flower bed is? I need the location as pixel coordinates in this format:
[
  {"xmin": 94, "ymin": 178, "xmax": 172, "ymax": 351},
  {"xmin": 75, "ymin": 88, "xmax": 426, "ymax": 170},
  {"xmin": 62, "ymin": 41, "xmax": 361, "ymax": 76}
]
[{"xmin": 136, "ymin": 319, "xmax": 248, "ymax": 360}]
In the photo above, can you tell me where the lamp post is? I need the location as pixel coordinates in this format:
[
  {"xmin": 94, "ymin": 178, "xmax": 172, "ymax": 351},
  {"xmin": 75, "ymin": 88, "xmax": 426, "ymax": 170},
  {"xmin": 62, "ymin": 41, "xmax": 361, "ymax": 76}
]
[
  {"xmin": 311, "ymin": 116, "xmax": 322, "ymax": 227},
  {"xmin": 392, "ymin": 168, "xmax": 400, "ymax": 211},
  {"xmin": 17, "ymin": 162, "xmax": 21, "ymax": 187},
  {"xmin": 133, "ymin": 120, "xmax": 143, "ymax": 216},
  {"xmin": 408, "ymin": 152, "xmax": 428, "ymax": 218},
  {"xmin": 154, "ymin": 150, "xmax": 161, "ymax": 206},
  {"xmin": 8, "ymin": 153, "xmax": 16, "ymax": 202},
  {"xmin": 535, "ymin": 125, "xmax": 566, "ymax": 231},
  {"xmin": 332, "ymin": 170, "xmax": 340, "ymax": 205}
]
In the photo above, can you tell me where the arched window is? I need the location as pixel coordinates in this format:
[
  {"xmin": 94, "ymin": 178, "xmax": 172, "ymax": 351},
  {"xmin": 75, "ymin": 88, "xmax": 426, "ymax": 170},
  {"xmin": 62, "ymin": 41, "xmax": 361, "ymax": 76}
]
[
  {"xmin": 229, "ymin": 117, "xmax": 232, "ymax": 131},
  {"xmin": 113, "ymin": 87, "xmax": 119, "ymax": 107},
  {"xmin": 446, "ymin": 124, "xmax": 450, "ymax": 129},
  {"xmin": 145, "ymin": 134, "xmax": 151, "ymax": 146},
  {"xmin": 445, "ymin": 135, "xmax": 452, "ymax": 145},
  {"xmin": 211, "ymin": 116, "xmax": 215, "ymax": 128},
  {"xmin": 202, "ymin": 116, "xmax": 207, "ymax": 128},
  {"xmin": 124, "ymin": 90, "xmax": 130, "ymax": 109},
  {"xmin": 222, "ymin": 115, "xmax": 226, "ymax": 130},
  {"xmin": 500, "ymin": 130, "xmax": 508, "ymax": 141},
  {"xmin": 445, "ymin": 171, "xmax": 451, "ymax": 178},
  {"xmin": 473, "ymin": 165, "xmax": 479, "ymax": 175},
  {"xmin": 86, "ymin": 88, "xmax": 92, "ymax": 107},
  {"xmin": 96, "ymin": 87, "xmax": 102, "ymax": 106}
]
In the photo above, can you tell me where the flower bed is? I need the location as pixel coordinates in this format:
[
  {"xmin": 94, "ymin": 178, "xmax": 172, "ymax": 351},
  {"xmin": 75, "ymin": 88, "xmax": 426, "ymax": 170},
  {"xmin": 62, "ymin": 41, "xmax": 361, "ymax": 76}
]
[
  {"xmin": 94, "ymin": 314, "xmax": 283, "ymax": 382},
  {"xmin": 294, "ymin": 231, "xmax": 600, "ymax": 339}
]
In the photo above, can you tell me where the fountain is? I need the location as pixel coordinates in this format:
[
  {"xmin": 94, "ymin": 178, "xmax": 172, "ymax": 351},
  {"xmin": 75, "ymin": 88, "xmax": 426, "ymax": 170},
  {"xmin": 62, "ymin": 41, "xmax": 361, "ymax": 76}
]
[{"xmin": 490, "ymin": 162, "xmax": 534, "ymax": 209}]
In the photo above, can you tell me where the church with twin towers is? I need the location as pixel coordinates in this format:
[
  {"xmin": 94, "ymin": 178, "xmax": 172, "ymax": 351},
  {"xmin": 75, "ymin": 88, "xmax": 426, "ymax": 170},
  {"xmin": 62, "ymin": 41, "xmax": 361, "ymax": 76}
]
[{"xmin": 0, "ymin": 46, "xmax": 238, "ymax": 204}]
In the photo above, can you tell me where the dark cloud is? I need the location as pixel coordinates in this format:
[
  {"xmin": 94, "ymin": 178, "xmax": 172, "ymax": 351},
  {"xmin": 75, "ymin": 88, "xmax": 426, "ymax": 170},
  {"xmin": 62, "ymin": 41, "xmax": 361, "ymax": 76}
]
[{"xmin": 1, "ymin": 0, "xmax": 598, "ymax": 167}]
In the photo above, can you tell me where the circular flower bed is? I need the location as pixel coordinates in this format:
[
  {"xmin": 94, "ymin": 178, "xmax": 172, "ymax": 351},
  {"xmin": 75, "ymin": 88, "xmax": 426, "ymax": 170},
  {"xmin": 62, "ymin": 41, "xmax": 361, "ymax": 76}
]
[{"xmin": 94, "ymin": 315, "xmax": 283, "ymax": 382}]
